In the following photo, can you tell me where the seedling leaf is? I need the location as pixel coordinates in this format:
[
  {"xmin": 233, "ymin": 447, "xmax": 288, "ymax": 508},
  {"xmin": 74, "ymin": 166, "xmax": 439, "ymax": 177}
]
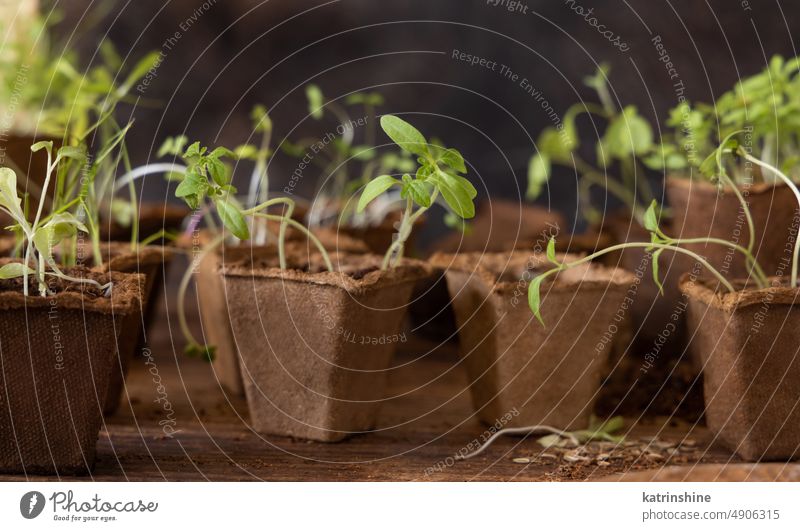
[
  {"xmin": 643, "ymin": 200, "xmax": 660, "ymax": 233},
  {"xmin": 357, "ymin": 175, "xmax": 398, "ymax": 213},
  {"xmin": 0, "ymin": 262, "xmax": 34, "ymax": 279},
  {"xmin": 380, "ymin": 115, "xmax": 429, "ymax": 158},
  {"xmin": 546, "ymin": 237, "xmax": 558, "ymax": 265},
  {"xmin": 215, "ymin": 197, "xmax": 249, "ymax": 240},
  {"xmin": 306, "ymin": 84, "xmax": 324, "ymax": 119},
  {"xmin": 527, "ymin": 153, "xmax": 550, "ymax": 200},
  {"xmin": 652, "ymin": 248, "xmax": 665, "ymax": 296},
  {"xmin": 528, "ymin": 273, "xmax": 548, "ymax": 326}
]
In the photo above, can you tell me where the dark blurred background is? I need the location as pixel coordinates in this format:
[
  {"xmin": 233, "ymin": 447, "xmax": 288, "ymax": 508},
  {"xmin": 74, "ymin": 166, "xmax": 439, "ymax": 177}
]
[{"xmin": 54, "ymin": 0, "xmax": 800, "ymax": 231}]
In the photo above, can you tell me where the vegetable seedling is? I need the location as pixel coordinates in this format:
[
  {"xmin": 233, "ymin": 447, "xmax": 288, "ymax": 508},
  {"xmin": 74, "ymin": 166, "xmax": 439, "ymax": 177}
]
[
  {"xmin": 0, "ymin": 146, "xmax": 114, "ymax": 297},
  {"xmin": 282, "ymin": 86, "xmax": 416, "ymax": 227},
  {"xmin": 527, "ymin": 64, "xmax": 659, "ymax": 224},
  {"xmin": 527, "ymin": 197, "xmax": 769, "ymax": 326},
  {"xmin": 357, "ymin": 115, "xmax": 478, "ymax": 269},
  {"xmin": 156, "ymin": 139, "xmax": 332, "ymax": 360}
]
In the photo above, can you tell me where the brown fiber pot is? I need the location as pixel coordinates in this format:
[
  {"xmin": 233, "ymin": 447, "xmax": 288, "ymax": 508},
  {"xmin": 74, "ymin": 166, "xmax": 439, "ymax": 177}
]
[
  {"xmin": 195, "ymin": 229, "xmax": 368, "ymax": 396},
  {"xmin": 221, "ymin": 253, "xmax": 429, "ymax": 441},
  {"xmin": 94, "ymin": 244, "xmax": 174, "ymax": 414},
  {"xmin": 667, "ymin": 176, "xmax": 799, "ymax": 278},
  {"xmin": 0, "ymin": 267, "xmax": 143, "ymax": 474},
  {"xmin": 681, "ymin": 275, "xmax": 800, "ymax": 461},
  {"xmin": 431, "ymin": 251, "xmax": 634, "ymax": 429}
]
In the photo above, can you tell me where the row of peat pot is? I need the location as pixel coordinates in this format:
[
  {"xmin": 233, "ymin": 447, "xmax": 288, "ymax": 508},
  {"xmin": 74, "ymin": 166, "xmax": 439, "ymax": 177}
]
[
  {"xmin": 200, "ymin": 242, "xmax": 799, "ymax": 463},
  {"xmin": 3, "ymin": 176, "xmax": 800, "ymax": 474}
]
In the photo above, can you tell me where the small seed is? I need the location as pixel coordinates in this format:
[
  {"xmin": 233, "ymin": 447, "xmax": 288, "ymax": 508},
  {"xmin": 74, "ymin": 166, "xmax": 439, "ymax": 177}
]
[
  {"xmin": 540, "ymin": 453, "xmax": 558, "ymax": 460},
  {"xmin": 597, "ymin": 453, "xmax": 610, "ymax": 461},
  {"xmin": 512, "ymin": 457, "xmax": 531, "ymax": 464},
  {"xmin": 597, "ymin": 460, "xmax": 610, "ymax": 467},
  {"xmin": 646, "ymin": 452, "xmax": 664, "ymax": 460}
]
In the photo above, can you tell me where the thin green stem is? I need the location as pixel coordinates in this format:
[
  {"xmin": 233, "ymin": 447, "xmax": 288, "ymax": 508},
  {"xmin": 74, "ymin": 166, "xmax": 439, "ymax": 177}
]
[
  {"xmin": 177, "ymin": 234, "xmax": 225, "ymax": 351},
  {"xmin": 557, "ymin": 241, "xmax": 737, "ymax": 293}
]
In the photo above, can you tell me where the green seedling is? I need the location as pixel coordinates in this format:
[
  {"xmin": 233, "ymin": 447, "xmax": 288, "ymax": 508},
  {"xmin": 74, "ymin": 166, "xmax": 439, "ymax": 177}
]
[
  {"xmin": 159, "ymin": 139, "xmax": 333, "ymax": 360},
  {"xmin": 527, "ymin": 64, "xmax": 659, "ymax": 224},
  {"xmin": 652, "ymin": 55, "xmax": 800, "ymax": 183},
  {"xmin": 281, "ymin": 86, "xmax": 415, "ymax": 225},
  {"xmin": 0, "ymin": 149, "xmax": 113, "ymax": 297},
  {"xmin": 357, "ymin": 115, "xmax": 478, "ymax": 269}
]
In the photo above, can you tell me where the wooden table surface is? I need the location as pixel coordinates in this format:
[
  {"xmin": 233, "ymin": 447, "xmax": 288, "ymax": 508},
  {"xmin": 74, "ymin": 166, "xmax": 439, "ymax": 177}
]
[{"xmin": 2, "ymin": 267, "xmax": 797, "ymax": 482}]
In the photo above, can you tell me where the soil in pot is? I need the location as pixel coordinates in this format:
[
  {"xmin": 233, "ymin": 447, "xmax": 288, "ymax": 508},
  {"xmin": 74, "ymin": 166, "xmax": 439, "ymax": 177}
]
[
  {"xmin": 195, "ymin": 228, "xmax": 368, "ymax": 396},
  {"xmin": 430, "ymin": 251, "xmax": 634, "ymax": 429},
  {"xmin": 221, "ymin": 252, "xmax": 429, "ymax": 441},
  {"xmin": 667, "ymin": 176, "xmax": 798, "ymax": 279},
  {"xmin": 681, "ymin": 274, "xmax": 800, "ymax": 461},
  {"xmin": 0, "ymin": 267, "xmax": 143, "ymax": 474},
  {"xmin": 593, "ymin": 211, "xmax": 704, "ymax": 421}
]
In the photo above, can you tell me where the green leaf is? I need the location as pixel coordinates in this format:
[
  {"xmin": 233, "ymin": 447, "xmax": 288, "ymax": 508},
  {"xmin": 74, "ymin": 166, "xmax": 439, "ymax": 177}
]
[
  {"xmin": 546, "ymin": 237, "xmax": 558, "ymax": 265},
  {"xmin": 345, "ymin": 92, "xmax": 384, "ymax": 106},
  {"xmin": 350, "ymin": 145, "xmax": 377, "ymax": 161},
  {"xmin": 538, "ymin": 127, "xmax": 574, "ymax": 163},
  {"xmin": 652, "ymin": 248, "xmax": 665, "ymax": 296},
  {"xmin": 175, "ymin": 171, "xmax": 207, "ymax": 209},
  {"xmin": 30, "ymin": 140, "xmax": 54, "ymax": 153},
  {"xmin": 215, "ymin": 197, "xmax": 250, "ymax": 240},
  {"xmin": 57, "ymin": 145, "xmax": 87, "ymax": 162},
  {"xmin": 158, "ymin": 136, "xmax": 189, "ymax": 158},
  {"xmin": 0, "ymin": 262, "xmax": 34, "ymax": 279},
  {"xmin": 528, "ymin": 273, "xmax": 548, "ymax": 326},
  {"xmin": 430, "ymin": 170, "xmax": 477, "ymax": 219},
  {"xmin": 119, "ymin": 51, "xmax": 162, "ymax": 95},
  {"xmin": 526, "ymin": 153, "xmax": 550, "ymax": 200},
  {"xmin": 233, "ymin": 144, "xmax": 259, "ymax": 160},
  {"xmin": 250, "ymin": 104, "xmax": 272, "ymax": 133},
  {"xmin": 380, "ymin": 115, "xmax": 429, "ymax": 158},
  {"xmin": 206, "ymin": 157, "xmax": 229, "ymax": 186},
  {"xmin": 0, "ymin": 168, "xmax": 24, "ymax": 220},
  {"xmin": 602, "ymin": 106, "xmax": 653, "ymax": 158},
  {"xmin": 439, "ymin": 148, "xmax": 467, "ymax": 173},
  {"xmin": 183, "ymin": 141, "xmax": 204, "ymax": 160},
  {"xmin": 642, "ymin": 200, "xmax": 660, "ymax": 233},
  {"xmin": 357, "ymin": 175, "xmax": 399, "ymax": 213},
  {"xmin": 306, "ymin": 84, "xmax": 324, "ymax": 119},
  {"xmin": 401, "ymin": 175, "xmax": 432, "ymax": 208}
]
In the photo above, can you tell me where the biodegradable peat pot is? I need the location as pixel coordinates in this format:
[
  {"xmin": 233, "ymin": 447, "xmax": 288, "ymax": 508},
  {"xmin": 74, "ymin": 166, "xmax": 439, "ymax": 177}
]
[
  {"xmin": 0, "ymin": 267, "xmax": 143, "ymax": 474},
  {"xmin": 681, "ymin": 275, "xmax": 800, "ymax": 461},
  {"xmin": 94, "ymin": 243, "xmax": 174, "ymax": 414},
  {"xmin": 431, "ymin": 251, "xmax": 634, "ymax": 429},
  {"xmin": 667, "ymin": 176, "xmax": 798, "ymax": 278},
  {"xmin": 410, "ymin": 199, "xmax": 564, "ymax": 341},
  {"xmin": 195, "ymin": 229, "xmax": 368, "ymax": 396},
  {"xmin": 221, "ymin": 253, "xmax": 429, "ymax": 441}
]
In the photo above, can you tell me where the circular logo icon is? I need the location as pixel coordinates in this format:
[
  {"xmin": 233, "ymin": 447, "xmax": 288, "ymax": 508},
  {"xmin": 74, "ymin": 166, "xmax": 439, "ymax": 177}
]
[{"xmin": 20, "ymin": 491, "xmax": 45, "ymax": 519}]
